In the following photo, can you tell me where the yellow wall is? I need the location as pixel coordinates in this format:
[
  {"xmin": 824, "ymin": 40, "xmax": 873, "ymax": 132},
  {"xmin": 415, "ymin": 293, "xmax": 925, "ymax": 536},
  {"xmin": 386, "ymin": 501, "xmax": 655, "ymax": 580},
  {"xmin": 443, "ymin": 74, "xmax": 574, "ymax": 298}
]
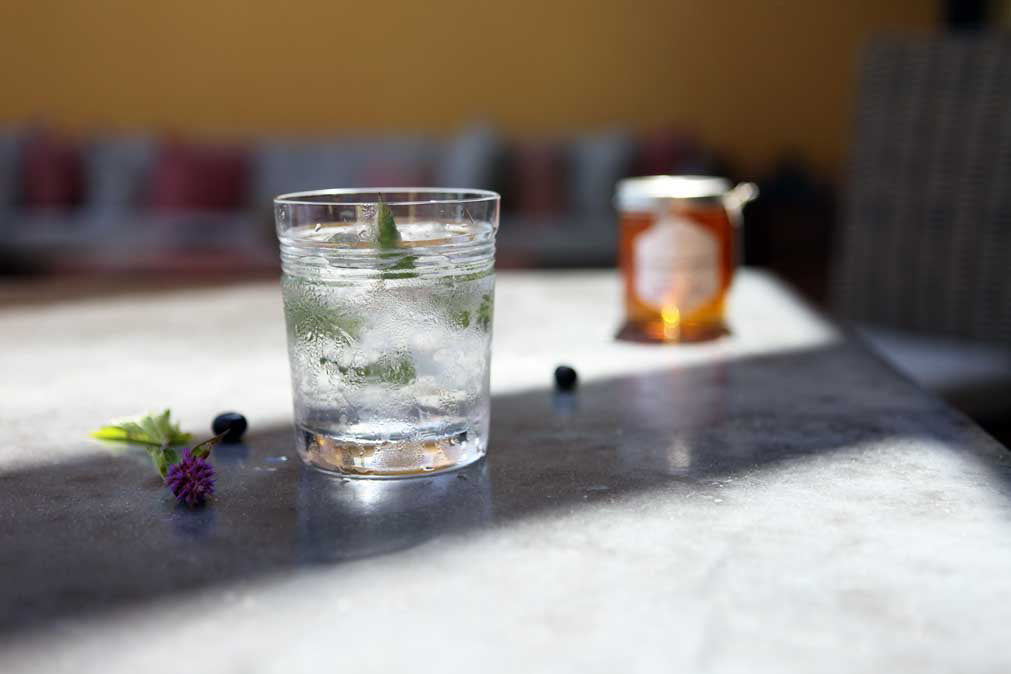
[{"xmin": 0, "ymin": 1, "xmax": 935, "ymax": 175}]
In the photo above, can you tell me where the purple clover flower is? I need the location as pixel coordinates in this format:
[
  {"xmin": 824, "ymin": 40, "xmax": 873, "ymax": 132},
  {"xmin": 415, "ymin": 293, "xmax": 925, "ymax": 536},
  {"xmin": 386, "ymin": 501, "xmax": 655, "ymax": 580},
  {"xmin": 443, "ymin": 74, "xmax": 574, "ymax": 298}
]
[{"xmin": 165, "ymin": 449, "xmax": 215, "ymax": 507}]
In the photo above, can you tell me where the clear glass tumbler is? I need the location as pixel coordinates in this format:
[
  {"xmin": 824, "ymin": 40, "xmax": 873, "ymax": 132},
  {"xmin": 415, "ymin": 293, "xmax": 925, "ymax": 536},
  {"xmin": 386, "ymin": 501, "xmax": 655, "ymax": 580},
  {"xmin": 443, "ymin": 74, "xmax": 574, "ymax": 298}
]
[{"xmin": 274, "ymin": 188, "xmax": 499, "ymax": 477}]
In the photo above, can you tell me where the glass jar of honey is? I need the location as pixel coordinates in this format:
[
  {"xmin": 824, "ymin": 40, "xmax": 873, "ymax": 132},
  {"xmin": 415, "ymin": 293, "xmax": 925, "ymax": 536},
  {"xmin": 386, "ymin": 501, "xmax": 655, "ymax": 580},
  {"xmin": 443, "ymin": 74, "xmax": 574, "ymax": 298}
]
[{"xmin": 615, "ymin": 176, "xmax": 756, "ymax": 342}]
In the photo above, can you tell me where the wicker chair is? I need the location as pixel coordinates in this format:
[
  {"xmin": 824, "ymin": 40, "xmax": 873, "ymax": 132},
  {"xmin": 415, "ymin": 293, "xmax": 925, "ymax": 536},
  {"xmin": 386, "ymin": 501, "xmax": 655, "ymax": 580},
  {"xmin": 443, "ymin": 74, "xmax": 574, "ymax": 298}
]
[{"xmin": 832, "ymin": 34, "xmax": 1011, "ymax": 421}]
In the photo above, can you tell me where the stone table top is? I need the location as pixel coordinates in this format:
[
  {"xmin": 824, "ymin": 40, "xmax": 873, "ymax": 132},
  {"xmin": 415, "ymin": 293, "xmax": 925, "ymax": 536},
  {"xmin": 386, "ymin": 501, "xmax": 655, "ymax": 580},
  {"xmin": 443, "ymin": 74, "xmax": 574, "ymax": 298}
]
[{"xmin": 2, "ymin": 270, "xmax": 1010, "ymax": 673}]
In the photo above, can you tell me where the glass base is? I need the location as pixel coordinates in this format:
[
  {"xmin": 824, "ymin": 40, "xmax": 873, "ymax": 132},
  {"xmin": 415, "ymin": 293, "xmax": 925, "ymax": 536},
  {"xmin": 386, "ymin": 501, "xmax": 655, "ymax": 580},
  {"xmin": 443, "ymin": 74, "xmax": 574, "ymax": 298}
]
[{"xmin": 295, "ymin": 424, "xmax": 486, "ymax": 478}]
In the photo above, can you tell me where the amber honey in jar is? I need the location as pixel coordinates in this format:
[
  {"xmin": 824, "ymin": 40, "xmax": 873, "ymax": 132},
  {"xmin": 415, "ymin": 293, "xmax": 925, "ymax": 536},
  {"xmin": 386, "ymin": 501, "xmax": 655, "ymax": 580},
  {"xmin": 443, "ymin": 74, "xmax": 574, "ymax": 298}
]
[{"xmin": 615, "ymin": 176, "xmax": 756, "ymax": 342}]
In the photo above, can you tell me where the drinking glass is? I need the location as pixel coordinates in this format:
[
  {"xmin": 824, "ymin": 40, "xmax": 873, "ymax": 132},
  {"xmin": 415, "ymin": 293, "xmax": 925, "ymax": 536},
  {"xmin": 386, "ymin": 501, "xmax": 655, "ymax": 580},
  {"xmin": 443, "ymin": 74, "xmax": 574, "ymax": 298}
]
[{"xmin": 274, "ymin": 188, "xmax": 499, "ymax": 477}]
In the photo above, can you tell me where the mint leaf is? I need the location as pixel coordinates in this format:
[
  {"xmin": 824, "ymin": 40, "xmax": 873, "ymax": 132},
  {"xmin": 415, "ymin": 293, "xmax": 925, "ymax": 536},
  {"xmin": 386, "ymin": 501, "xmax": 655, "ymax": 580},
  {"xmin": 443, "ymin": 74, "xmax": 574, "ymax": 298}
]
[
  {"xmin": 376, "ymin": 199, "xmax": 401, "ymax": 249},
  {"xmin": 282, "ymin": 277, "xmax": 364, "ymax": 345},
  {"xmin": 91, "ymin": 409, "xmax": 192, "ymax": 448},
  {"xmin": 477, "ymin": 293, "xmax": 493, "ymax": 332},
  {"xmin": 152, "ymin": 409, "xmax": 184, "ymax": 445},
  {"xmin": 139, "ymin": 415, "xmax": 162, "ymax": 445},
  {"xmin": 375, "ymin": 199, "xmax": 417, "ymax": 279},
  {"xmin": 148, "ymin": 446, "xmax": 170, "ymax": 478},
  {"xmin": 90, "ymin": 421, "xmax": 147, "ymax": 444},
  {"xmin": 320, "ymin": 353, "xmax": 417, "ymax": 386},
  {"xmin": 389, "ymin": 256, "xmax": 414, "ymax": 269},
  {"xmin": 190, "ymin": 431, "xmax": 228, "ymax": 460},
  {"xmin": 382, "ymin": 254, "xmax": 416, "ymax": 279},
  {"xmin": 161, "ymin": 448, "xmax": 179, "ymax": 478}
]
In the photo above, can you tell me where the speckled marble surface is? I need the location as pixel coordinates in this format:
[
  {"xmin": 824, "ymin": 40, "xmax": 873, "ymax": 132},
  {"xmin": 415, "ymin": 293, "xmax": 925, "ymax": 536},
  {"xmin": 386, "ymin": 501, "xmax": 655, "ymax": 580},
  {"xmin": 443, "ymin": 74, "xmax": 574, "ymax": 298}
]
[{"xmin": 2, "ymin": 270, "xmax": 1010, "ymax": 673}]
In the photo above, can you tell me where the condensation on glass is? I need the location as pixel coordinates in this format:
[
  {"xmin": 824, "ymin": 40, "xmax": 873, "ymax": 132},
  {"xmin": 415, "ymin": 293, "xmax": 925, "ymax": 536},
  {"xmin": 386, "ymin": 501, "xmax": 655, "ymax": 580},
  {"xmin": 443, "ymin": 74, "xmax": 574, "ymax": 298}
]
[{"xmin": 274, "ymin": 188, "xmax": 499, "ymax": 478}]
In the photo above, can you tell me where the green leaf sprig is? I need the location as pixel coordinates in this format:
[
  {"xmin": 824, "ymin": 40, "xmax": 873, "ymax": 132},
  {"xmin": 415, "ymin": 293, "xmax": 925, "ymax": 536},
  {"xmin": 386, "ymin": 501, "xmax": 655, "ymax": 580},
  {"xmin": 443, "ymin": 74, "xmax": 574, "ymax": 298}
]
[
  {"xmin": 376, "ymin": 198, "xmax": 401, "ymax": 248},
  {"xmin": 91, "ymin": 409, "xmax": 191, "ymax": 448},
  {"xmin": 376, "ymin": 198, "xmax": 417, "ymax": 279},
  {"xmin": 90, "ymin": 409, "xmax": 223, "ymax": 479}
]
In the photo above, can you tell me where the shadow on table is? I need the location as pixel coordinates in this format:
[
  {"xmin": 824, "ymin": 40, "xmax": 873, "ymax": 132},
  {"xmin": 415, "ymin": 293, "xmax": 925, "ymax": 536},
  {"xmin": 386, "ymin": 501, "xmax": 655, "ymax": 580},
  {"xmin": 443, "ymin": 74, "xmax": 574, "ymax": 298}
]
[{"xmin": 2, "ymin": 341, "xmax": 1008, "ymax": 639}]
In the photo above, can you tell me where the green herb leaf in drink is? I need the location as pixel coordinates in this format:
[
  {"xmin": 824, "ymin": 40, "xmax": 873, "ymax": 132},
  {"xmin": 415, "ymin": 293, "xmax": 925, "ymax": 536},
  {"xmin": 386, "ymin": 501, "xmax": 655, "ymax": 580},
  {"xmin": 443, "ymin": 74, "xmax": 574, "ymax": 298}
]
[
  {"xmin": 477, "ymin": 293, "xmax": 493, "ymax": 332},
  {"xmin": 383, "ymin": 254, "xmax": 417, "ymax": 279},
  {"xmin": 319, "ymin": 353, "xmax": 417, "ymax": 386},
  {"xmin": 376, "ymin": 198, "xmax": 416, "ymax": 278},
  {"xmin": 376, "ymin": 198, "xmax": 401, "ymax": 248},
  {"xmin": 450, "ymin": 309, "xmax": 471, "ymax": 329}
]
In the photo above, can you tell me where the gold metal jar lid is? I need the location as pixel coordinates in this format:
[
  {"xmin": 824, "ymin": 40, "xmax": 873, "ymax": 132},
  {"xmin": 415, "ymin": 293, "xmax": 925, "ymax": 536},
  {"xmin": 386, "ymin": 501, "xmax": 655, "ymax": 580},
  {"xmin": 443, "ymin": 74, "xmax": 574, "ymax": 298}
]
[{"xmin": 615, "ymin": 175, "xmax": 756, "ymax": 211}]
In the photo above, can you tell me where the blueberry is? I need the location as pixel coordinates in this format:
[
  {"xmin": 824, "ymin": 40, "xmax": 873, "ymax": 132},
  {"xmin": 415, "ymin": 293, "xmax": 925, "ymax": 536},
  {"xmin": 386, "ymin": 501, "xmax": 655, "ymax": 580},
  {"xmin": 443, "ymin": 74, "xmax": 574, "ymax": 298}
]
[
  {"xmin": 554, "ymin": 365, "xmax": 578, "ymax": 391},
  {"xmin": 212, "ymin": 412, "xmax": 247, "ymax": 443}
]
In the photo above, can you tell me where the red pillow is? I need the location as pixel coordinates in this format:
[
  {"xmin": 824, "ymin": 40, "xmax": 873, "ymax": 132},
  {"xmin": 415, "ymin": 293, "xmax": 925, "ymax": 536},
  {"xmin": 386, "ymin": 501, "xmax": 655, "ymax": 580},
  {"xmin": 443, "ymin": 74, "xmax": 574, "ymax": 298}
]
[
  {"xmin": 510, "ymin": 142, "xmax": 567, "ymax": 217},
  {"xmin": 20, "ymin": 129, "xmax": 85, "ymax": 209},
  {"xmin": 148, "ymin": 140, "xmax": 248, "ymax": 211},
  {"xmin": 633, "ymin": 130, "xmax": 702, "ymax": 177}
]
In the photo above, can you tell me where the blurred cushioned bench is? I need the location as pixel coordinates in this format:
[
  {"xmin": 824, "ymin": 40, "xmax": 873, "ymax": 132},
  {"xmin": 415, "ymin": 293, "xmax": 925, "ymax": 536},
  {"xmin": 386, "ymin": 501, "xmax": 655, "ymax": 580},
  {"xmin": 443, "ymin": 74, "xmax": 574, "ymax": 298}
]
[{"xmin": 0, "ymin": 126, "xmax": 718, "ymax": 273}]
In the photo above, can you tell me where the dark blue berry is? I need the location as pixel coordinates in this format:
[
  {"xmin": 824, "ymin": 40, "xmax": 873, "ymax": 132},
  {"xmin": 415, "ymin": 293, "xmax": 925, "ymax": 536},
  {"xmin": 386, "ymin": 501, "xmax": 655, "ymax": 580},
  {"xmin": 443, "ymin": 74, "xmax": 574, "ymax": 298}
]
[
  {"xmin": 554, "ymin": 365, "xmax": 578, "ymax": 391},
  {"xmin": 212, "ymin": 412, "xmax": 247, "ymax": 443}
]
